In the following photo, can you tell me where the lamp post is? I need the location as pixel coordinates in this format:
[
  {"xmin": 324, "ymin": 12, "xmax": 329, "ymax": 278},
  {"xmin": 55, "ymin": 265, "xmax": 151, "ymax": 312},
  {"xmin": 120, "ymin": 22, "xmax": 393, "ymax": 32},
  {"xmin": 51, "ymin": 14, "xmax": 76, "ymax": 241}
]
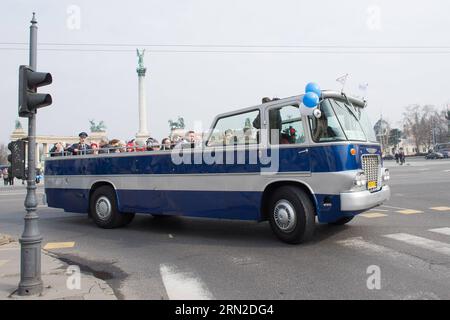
[{"xmin": 18, "ymin": 12, "xmax": 43, "ymax": 296}]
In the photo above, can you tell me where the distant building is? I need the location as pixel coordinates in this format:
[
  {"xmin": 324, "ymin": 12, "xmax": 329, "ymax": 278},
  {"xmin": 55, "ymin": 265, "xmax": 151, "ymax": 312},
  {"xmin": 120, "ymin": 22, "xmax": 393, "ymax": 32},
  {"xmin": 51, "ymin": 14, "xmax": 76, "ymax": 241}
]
[{"xmin": 396, "ymin": 137, "xmax": 428, "ymax": 155}]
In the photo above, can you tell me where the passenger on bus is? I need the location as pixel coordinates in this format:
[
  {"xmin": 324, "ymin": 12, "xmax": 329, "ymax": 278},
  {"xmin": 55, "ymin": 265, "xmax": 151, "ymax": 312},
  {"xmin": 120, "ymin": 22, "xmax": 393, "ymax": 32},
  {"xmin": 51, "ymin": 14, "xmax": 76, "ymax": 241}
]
[
  {"xmin": 67, "ymin": 132, "xmax": 92, "ymax": 155},
  {"xmin": 161, "ymin": 138, "xmax": 172, "ymax": 150},
  {"xmin": 49, "ymin": 142, "xmax": 65, "ymax": 157}
]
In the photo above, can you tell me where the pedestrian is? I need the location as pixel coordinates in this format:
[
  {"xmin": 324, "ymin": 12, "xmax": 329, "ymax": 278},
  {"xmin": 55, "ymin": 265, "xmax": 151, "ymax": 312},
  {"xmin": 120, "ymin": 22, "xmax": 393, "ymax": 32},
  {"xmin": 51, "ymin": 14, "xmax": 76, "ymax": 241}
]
[
  {"xmin": 7, "ymin": 167, "xmax": 14, "ymax": 185},
  {"xmin": 399, "ymin": 148, "xmax": 405, "ymax": 165},
  {"xmin": 2, "ymin": 168, "xmax": 8, "ymax": 186}
]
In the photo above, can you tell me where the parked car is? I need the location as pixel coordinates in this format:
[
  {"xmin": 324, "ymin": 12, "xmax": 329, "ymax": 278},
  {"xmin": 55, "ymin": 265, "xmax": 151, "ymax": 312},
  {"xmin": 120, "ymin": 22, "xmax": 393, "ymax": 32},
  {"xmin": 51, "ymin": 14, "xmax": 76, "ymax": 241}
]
[
  {"xmin": 441, "ymin": 150, "xmax": 450, "ymax": 158},
  {"xmin": 425, "ymin": 152, "xmax": 444, "ymax": 159}
]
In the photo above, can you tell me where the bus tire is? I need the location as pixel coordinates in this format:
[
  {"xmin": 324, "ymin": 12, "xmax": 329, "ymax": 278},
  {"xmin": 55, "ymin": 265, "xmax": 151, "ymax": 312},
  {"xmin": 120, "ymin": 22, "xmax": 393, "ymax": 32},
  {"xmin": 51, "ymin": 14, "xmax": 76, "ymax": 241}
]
[
  {"xmin": 329, "ymin": 216, "xmax": 354, "ymax": 226},
  {"xmin": 268, "ymin": 186, "xmax": 315, "ymax": 244},
  {"xmin": 90, "ymin": 186, "xmax": 135, "ymax": 229}
]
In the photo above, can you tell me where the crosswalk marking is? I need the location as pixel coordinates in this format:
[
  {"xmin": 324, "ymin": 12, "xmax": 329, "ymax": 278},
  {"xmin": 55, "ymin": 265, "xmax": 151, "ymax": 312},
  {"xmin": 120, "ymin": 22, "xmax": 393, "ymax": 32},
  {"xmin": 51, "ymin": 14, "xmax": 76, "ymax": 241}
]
[
  {"xmin": 337, "ymin": 237, "xmax": 412, "ymax": 260},
  {"xmin": 43, "ymin": 242, "xmax": 75, "ymax": 250},
  {"xmin": 397, "ymin": 209, "xmax": 423, "ymax": 215},
  {"xmin": 360, "ymin": 212, "xmax": 388, "ymax": 218},
  {"xmin": 160, "ymin": 264, "xmax": 213, "ymax": 300},
  {"xmin": 0, "ymin": 260, "xmax": 9, "ymax": 267},
  {"xmin": 430, "ymin": 207, "xmax": 450, "ymax": 212},
  {"xmin": 384, "ymin": 233, "xmax": 450, "ymax": 256},
  {"xmin": 429, "ymin": 227, "xmax": 450, "ymax": 236}
]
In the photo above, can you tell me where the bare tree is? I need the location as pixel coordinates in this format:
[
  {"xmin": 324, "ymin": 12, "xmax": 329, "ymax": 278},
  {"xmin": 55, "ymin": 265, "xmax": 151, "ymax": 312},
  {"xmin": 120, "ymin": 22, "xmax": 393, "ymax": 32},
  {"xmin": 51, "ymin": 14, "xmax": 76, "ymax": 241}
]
[
  {"xmin": 433, "ymin": 109, "xmax": 449, "ymax": 144},
  {"xmin": 373, "ymin": 118, "xmax": 391, "ymax": 151},
  {"xmin": 403, "ymin": 104, "xmax": 446, "ymax": 153}
]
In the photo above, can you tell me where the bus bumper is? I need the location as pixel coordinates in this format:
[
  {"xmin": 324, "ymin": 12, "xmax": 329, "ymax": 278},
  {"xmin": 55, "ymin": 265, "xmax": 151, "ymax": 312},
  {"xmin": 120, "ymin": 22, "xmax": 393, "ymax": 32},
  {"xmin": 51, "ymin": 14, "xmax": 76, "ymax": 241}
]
[{"xmin": 340, "ymin": 186, "xmax": 390, "ymax": 211}]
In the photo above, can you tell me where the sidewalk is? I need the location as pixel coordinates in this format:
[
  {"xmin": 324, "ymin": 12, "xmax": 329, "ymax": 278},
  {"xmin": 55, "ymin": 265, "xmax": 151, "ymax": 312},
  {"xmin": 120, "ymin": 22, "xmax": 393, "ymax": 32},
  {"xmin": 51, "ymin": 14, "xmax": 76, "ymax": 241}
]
[{"xmin": 0, "ymin": 234, "xmax": 117, "ymax": 300}]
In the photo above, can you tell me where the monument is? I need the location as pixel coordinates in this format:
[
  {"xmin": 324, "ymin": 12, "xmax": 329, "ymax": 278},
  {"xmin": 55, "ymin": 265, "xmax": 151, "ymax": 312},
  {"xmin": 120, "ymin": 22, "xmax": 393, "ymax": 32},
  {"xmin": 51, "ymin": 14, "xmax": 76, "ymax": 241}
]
[
  {"xmin": 89, "ymin": 119, "xmax": 108, "ymax": 142},
  {"xmin": 135, "ymin": 49, "xmax": 150, "ymax": 144},
  {"xmin": 168, "ymin": 116, "xmax": 186, "ymax": 142}
]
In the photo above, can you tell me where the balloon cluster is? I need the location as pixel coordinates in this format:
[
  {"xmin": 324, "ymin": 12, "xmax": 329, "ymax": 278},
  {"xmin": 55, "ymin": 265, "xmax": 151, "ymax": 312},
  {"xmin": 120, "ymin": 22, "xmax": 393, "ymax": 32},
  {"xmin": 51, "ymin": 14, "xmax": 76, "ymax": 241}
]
[{"xmin": 301, "ymin": 82, "xmax": 322, "ymax": 116}]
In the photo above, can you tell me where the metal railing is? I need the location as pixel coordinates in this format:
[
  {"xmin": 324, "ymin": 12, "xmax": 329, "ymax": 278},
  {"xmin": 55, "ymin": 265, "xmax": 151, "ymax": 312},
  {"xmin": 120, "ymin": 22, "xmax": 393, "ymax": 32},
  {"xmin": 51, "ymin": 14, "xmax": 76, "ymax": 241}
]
[{"xmin": 46, "ymin": 143, "xmax": 178, "ymax": 158}]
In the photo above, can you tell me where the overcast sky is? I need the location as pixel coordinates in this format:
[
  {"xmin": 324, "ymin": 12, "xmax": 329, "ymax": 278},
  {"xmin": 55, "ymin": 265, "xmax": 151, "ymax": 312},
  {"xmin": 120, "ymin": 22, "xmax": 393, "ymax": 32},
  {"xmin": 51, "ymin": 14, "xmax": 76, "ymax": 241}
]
[{"xmin": 1, "ymin": 0, "xmax": 449, "ymax": 144}]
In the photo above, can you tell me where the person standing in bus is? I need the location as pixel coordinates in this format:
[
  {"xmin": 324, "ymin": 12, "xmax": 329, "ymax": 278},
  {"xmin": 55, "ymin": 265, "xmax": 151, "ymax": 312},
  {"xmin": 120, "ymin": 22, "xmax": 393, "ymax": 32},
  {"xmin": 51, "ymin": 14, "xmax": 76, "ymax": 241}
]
[{"xmin": 68, "ymin": 132, "xmax": 92, "ymax": 155}]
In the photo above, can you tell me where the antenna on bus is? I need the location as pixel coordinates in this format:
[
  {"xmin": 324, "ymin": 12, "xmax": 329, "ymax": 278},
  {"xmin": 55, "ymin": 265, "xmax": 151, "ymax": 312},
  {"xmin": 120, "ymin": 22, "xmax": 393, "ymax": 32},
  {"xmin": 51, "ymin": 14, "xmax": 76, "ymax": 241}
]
[{"xmin": 336, "ymin": 74, "xmax": 349, "ymax": 93}]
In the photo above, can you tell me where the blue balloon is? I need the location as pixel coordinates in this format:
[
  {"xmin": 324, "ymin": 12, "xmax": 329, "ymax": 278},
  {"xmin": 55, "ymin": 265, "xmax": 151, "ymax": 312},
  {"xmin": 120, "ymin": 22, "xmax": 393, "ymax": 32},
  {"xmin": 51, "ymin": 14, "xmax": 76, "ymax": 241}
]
[
  {"xmin": 305, "ymin": 82, "xmax": 321, "ymax": 97},
  {"xmin": 303, "ymin": 92, "xmax": 319, "ymax": 108}
]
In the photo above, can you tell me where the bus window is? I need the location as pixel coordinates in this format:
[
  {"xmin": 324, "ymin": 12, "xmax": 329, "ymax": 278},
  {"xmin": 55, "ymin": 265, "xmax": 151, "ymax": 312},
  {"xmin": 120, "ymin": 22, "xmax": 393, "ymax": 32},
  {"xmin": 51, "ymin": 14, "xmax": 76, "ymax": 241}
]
[
  {"xmin": 207, "ymin": 109, "xmax": 260, "ymax": 146},
  {"xmin": 269, "ymin": 105, "xmax": 306, "ymax": 145}
]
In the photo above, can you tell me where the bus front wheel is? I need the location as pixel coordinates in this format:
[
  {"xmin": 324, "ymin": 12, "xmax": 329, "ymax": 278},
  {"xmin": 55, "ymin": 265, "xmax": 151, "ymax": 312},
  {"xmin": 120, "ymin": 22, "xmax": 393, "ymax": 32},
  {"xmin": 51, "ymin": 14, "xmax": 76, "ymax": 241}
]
[
  {"xmin": 268, "ymin": 186, "xmax": 315, "ymax": 244},
  {"xmin": 90, "ymin": 186, "xmax": 135, "ymax": 228}
]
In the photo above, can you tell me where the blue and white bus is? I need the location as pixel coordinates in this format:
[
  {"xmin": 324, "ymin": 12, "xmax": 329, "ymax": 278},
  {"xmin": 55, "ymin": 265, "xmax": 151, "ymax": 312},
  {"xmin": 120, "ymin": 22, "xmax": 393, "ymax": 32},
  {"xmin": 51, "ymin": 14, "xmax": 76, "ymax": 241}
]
[{"xmin": 44, "ymin": 90, "xmax": 390, "ymax": 244}]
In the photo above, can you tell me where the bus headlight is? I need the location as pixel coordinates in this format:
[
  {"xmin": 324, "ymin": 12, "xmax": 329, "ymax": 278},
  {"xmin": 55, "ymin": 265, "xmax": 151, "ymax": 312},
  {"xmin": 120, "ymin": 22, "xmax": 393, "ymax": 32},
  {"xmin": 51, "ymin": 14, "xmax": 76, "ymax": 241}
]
[{"xmin": 353, "ymin": 171, "xmax": 367, "ymax": 188}]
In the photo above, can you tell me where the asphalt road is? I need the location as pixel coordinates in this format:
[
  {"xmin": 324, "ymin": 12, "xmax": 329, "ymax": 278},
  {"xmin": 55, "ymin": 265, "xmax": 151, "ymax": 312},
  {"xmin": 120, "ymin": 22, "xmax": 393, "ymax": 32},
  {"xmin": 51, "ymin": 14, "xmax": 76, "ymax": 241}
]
[{"xmin": 1, "ymin": 157, "xmax": 450, "ymax": 300}]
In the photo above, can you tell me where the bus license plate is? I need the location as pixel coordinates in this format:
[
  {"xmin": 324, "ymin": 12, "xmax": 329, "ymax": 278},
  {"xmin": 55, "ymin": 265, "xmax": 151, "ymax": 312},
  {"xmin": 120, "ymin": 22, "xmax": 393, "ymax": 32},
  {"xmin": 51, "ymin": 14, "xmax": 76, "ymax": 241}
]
[{"xmin": 368, "ymin": 181, "xmax": 377, "ymax": 189}]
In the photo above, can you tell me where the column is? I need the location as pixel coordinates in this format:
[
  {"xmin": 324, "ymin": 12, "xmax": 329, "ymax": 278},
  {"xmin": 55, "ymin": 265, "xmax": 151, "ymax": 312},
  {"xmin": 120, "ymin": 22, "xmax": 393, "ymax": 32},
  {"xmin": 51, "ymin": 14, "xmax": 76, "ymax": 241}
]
[
  {"xmin": 42, "ymin": 143, "xmax": 49, "ymax": 159},
  {"xmin": 35, "ymin": 143, "xmax": 40, "ymax": 168},
  {"xmin": 135, "ymin": 68, "xmax": 150, "ymax": 143}
]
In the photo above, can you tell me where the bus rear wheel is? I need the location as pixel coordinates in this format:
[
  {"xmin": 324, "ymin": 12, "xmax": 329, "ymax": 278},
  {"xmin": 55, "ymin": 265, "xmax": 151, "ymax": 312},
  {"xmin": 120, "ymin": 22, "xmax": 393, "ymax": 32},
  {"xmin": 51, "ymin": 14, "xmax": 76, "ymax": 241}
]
[
  {"xmin": 268, "ymin": 186, "xmax": 315, "ymax": 244},
  {"xmin": 90, "ymin": 186, "xmax": 135, "ymax": 228}
]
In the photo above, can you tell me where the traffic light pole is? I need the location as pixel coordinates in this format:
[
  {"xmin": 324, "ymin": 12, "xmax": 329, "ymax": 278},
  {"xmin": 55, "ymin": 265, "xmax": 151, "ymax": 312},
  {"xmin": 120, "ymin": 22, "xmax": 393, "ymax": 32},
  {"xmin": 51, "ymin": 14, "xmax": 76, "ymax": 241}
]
[{"xmin": 18, "ymin": 12, "xmax": 43, "ymax": 296}]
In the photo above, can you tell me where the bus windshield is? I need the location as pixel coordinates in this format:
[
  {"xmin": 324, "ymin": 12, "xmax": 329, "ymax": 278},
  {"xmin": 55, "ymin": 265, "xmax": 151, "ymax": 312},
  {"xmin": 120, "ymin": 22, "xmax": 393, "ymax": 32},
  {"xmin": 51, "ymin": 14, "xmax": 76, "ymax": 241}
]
[{"xmin": 309, "ymin": 98, "xmax": 377, "ymax": 143}]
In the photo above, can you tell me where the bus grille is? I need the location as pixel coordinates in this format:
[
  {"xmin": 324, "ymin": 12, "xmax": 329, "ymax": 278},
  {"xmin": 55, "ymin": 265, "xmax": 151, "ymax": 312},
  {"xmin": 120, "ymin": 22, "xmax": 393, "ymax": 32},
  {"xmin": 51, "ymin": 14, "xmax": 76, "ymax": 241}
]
[{"xmin": 361, "ymin": 154, "xmax": 381, "ymax": 192}]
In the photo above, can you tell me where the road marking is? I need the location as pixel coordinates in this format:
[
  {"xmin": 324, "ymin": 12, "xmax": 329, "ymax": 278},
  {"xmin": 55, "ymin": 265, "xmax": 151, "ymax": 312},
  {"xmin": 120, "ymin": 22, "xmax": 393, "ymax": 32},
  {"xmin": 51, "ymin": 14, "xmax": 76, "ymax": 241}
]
[
  {"xmin": 0, "ymin": 260, "xmax": 9, "ymax": 267},
  {"xmin": 168, "ymin": 234, "xmax": 174, "ymax": 239},
  {"xmin": 160, "ymin": 264, "xmax": 213, "ymax": 300},
  {"xmin": 43, "ymin": 242, "xmax": 75, "ymax": 250},
  {"xmin": 381, "ymin": 205, "xmax": 413, "ymax": 211},
  {"xmin": 337, "ymin": 237, "xmax": 407, "ymax": 258},
  {"xmin": 360, "ymin": 212, "xmax": 388, "ymax": 218},
  {"xmin": 384, "ymin": 233, "xmax": 450, "ymax": 256},
  {"xmin": 429, "ymin": 227, "xmax": 450, "ymax": 236},
  {"xmin": 397, "ymin": 209, "xmax": 423, "ymax": 215},
  {"xmin": 336, "ymin": 236, "xmax": 450, "ymax": 278},
  {"xmin": 430, "ymin": 207, "xmax": 450, "ymax": 212},
  {"xmin": 444, "ymin": 169, "xmax": 450, "ymax": 172}
]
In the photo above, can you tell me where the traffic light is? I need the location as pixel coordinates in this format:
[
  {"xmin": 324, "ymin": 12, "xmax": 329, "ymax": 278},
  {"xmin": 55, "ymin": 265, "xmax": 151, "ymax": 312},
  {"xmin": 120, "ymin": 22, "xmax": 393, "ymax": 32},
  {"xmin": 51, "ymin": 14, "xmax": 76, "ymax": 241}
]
[
  {"xmin": 18, "ymin": 65, "xmax": 52, "ymax": 117},
  {"xmin": 7, "ymin": 140, "xmax": 26, "ymax": 180}
]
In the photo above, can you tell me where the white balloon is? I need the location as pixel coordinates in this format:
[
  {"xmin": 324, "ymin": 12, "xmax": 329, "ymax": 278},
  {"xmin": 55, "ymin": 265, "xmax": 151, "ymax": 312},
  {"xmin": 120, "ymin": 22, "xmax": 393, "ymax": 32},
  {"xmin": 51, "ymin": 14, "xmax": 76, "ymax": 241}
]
[{"xmin": 313, "ymin": 108, "xmax": 322, "ymax": 118}]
